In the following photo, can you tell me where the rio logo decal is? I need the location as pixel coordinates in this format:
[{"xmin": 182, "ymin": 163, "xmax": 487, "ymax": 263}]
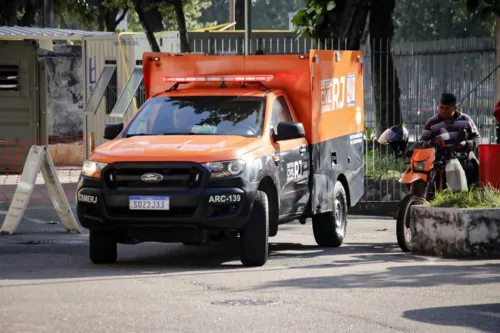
[{"xmin": 320, "ymin": 72, "xmax": 356, "ymax": 113}]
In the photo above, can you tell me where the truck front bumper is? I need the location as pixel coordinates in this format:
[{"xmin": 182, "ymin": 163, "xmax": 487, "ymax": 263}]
[{"xmin": 76, "ymin": 179, "xmax": 258, "ymax": 233}]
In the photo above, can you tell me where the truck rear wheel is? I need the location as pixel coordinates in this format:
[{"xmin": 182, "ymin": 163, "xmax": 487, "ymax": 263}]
[
  {"xmin": 312, "ymin": 181, "xmax": 347, "ymax": 247},
  {"xmin": 89, "ymin": 230, "xmax": 117, "ymax": 264},
  {"xmin": 239, "ymin": 190, "xmax": 269, "ymax": 267}
]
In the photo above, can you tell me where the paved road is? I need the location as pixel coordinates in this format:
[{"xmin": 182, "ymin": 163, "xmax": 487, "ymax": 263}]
[{"xmin": 0, "ymin": 199, "xmax": 499, "ymax": 333}]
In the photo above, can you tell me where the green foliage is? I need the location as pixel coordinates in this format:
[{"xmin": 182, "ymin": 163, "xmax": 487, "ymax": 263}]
[
  {"xmin": 197, "ymin": 0, "xmax": 306, "ymax": 31},
  {"xmin": 160, "ymin": 0, "xmax": 213, "ymax": 31},
  {"xmin": 290, "ymin": 0, "xmax": 336, "ymax": 38},
  {"xmin": 127, "ymin": 0, "xmax": 215, "ymax": 32},
  {"xmin": 451, "ymin": 0, "xmax": 500, "ymax": 21},
  {"xmin": 394, "ymin": 0, "xmax": 495, "ymax": 41},
  {"xmin": 425, "ymin": 184, "xmax": 500, "ymax": 208},
  {"xmin": 364, "ymin": 147, "xmax": 403, "ymax": 180},
  {"xmin": 252, "ymin": 0, "xmax": 306, "ymax": 30}
]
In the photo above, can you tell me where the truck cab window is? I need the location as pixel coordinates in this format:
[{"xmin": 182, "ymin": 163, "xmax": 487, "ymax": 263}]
[
  {"xmin": 270, "ymin": 96, "xmax": 292, "ymax": 134},
  {"xmin": 123, "ymin": 95, "xmax": 266, "ymax": 138}
]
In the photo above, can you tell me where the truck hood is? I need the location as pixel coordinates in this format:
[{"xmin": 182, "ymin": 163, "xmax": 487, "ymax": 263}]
[{"xmin": 90, "ymin": 135, "xmax": 262, "ymax": 163}]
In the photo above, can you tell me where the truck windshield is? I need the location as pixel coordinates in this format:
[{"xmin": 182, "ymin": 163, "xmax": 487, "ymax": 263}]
[{"xmin": 123, "ymin": 95, "xmax": 266, "ymax": 138}]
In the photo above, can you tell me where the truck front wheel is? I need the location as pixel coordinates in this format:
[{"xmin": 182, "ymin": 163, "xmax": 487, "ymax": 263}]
[
  {"xmin": 239, "ymin": 190, "xmax": 269, "ymax": 267},
  {"xmin": 89, "ymin": 230, "xmax": 117, "ymax": 264},
  {"xmin": 312, "ymin": 181, "xmax": 348, "ymax": 247}
]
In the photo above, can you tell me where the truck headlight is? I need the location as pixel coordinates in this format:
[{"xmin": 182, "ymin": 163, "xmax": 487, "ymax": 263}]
[
  {"xmin": 203, "ymin": 160, "xmax": 246, "ymax": 178},
  {"xmin": 81, "ymin": 160, "xmax": 107, "ymax": 179}
]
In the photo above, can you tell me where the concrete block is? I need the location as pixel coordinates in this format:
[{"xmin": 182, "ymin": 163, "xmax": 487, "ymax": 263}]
[{"xmin": 410, "ymin": 206, "xmax": 500, "ymax": 258}]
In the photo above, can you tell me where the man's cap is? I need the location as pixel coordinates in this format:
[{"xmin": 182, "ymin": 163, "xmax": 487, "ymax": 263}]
[{"xmin": 440, "ymin": 93, "xmax": 457, "ymax": 105}]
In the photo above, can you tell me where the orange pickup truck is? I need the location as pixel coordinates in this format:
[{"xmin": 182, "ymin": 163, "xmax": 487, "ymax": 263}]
[{"xmin": 76, "ymin": 50, "xmax": 365, "ymax": 266}]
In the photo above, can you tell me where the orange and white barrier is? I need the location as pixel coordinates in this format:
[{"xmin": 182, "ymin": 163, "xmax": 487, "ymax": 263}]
[
  {"xmin": 0, "ymin": 135, "xmax": 84, "ymax": 202},
  {"xmin": 0, "ymin": 145, "xmax": 82, "ymax": 235}
]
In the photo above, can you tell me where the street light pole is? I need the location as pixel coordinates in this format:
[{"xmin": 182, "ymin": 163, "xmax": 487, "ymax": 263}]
[
  {"xmin": 229, "ymin": 0, "xmax": 235, "ymax": 28},
  {"xmin": 244, "ymin": 0, "xmax": 251, "ymax": 55}
]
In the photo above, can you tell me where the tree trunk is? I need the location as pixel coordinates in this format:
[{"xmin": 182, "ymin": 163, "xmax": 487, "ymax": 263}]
[
  {"xmin": 133, "ymin": 0, "xmax": 161, "ymax": 52},
  {"xmin": 235, "ymin": 0, "xmax": 245, "ymax": 30},
  {"xmin": 369, "ymin": 0, "xmax": 402, "ymax": 137},
  {"xmin": 2, "ymin": 0, "xmax": 19, "ymax": 25},
  {"xmin": 341, "ymin": 0, "xmax": 370, "ymax": 50},
  {"xmin": 44, "ymin": 0, "xmax": 54, "ymax": 27},
  {"xmin": 20, "ymin": 0, "xmax": 37, "ymax": 26},
  {"xmin": 172, "ymin": 0, "xmax": 191, "ymax": 52},
  {"xmin": 322, "ymin": 0, "xmax": 369, "ymax": 50},
  {"xmin": 97, "ymin": 3, "xmax": 106, "ymax": 31},
  {"xmin": 113, "ymin": 8, "xmax": 129, "ymax": 31}
]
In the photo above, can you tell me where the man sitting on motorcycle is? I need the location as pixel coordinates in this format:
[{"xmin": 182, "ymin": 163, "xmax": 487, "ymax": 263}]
[{"xmin": 419, "ymin": 92, "xmax": 481, "ymax": 187}]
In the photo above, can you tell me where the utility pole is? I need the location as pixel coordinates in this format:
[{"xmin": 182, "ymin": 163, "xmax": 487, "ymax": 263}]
[
  {"xmin": 229, "ymin": 0, "xmax": 235, "ymax": 29},
  {"xmin": 244, "ymin": 0, "xmax": 251, "ymax": 55},
  {"xmin": 496, "ymin": 17, "xmax": 500, "ymax": 143}
]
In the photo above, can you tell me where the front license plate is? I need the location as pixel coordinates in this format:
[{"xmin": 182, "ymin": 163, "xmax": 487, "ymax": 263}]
[{"xmin": 129, "ymin": 196, "xmax": 170, "ymax": 210}]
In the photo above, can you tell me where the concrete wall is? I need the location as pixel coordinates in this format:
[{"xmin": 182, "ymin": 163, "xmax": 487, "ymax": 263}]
[
  {"xmin": 410, "ymin": 206, "xmax": 500, "ymax": 258},
  {"xmin": 40, "ymin": 46, "xmax": 84, "ymax": 142}
]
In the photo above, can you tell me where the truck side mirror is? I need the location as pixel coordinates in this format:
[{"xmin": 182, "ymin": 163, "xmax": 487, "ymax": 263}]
[
  {"xmin": 104, "ymin": 122, "xmax": 124, "ymax": 140},
  {"xmin": 274, "ymin": 122, "xmax": 305, "ymax": 141}
]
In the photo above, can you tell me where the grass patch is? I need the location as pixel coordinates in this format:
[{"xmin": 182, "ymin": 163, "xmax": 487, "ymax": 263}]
[
  {"xmin": 425, "ymin": 185, "xmax": 500, "ymax": 209},
  {"xmin": 364, "ymin": 147, "xmax": 404, "ymax": 179}
]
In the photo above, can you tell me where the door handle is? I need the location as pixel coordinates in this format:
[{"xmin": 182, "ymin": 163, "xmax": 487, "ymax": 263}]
[
  {"xmin": 299, "ymin": 145, "xmax": 307, "ymax": 154},
  {"xmin": 272, "ymin": 151, "xmax": 281, "ymax": 165}
]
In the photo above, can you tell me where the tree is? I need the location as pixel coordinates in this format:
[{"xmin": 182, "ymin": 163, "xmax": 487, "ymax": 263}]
[
  {"xmin": 452, "ymin": 0, "xmax": 500, "ymax": 19},
  {"xmin": 291, "ymin": 0, "xmax": 369, "ymax": 50},
  {"xmin": 132, "ymin": 0, "xmax": 161, "ymax": 52},
  {"xmin": 91, "ymin": 0, "xmax": 130, "ymax": 31},
  {"xmin": 394, "ymin": 0, "xmax": 495, "ymax": 41},
  {"xmin": 370, "ymin": 0, "xmax": 401, "ymax": 135},
  {"xmin": 292, "ymin": 0, "xmax": 400, "ymax": 136},
  {"xmin": 197, "ymin": 0, "xmax": 307, "ymax": 31},
  {"xmin": 128, "ymin": 0, "xmax": 214, "ymax": 31},
  {"xmin": 126, "ymin": 0, "xmax": 212, "ymax": 52},
  {"xmin": 0, "ymin": 0, "xmax": 129, "ymax": 31}
]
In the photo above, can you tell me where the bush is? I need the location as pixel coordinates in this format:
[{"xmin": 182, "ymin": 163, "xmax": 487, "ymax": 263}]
[
  {"xmin": 364, "ymin": 147, "xmax": 404, "ymax": 179},
  {"xmin": 425, "ymin": 185, "xmax": 500, "ymax": 209}
]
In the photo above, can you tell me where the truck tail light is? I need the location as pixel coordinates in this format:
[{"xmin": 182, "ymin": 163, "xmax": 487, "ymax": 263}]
[{"xmin": 162, "ymin": 75, "xmax": 274, "ymax": 82}]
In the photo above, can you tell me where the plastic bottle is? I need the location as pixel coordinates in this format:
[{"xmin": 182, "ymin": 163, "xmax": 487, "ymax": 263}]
[{"xmin": 445, "ymin": 158, "xmax": 468, "ymax": 191}]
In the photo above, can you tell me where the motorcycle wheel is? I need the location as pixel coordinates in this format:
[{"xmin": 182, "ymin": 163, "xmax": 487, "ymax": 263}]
[{"xmin": 396, "ymin": 193, "xmax": 424, "ymax": 252}]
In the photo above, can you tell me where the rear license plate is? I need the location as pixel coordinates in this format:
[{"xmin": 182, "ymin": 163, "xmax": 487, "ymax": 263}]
[{"xmin": 129, "ymin": 196, "xmax": 170, "ymax": 210}]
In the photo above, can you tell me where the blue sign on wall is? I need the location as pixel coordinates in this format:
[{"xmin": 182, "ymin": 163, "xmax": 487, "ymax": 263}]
[{"xmin": 88, "ymin": 56, "xmax": 96, "ymax": 94}]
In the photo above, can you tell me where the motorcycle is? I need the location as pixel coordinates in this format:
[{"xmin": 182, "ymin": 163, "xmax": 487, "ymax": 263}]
[{"xmin": 377, "ymin": 125, "xmax": 470, "ymax": 252}]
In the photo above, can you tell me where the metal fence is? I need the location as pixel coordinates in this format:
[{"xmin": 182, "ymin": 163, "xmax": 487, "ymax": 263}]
[
  {"xmin": 174, "ymin": 34, "xmax": 497, "ymax": 205},
  {"xmin": 361, "ymin": 37, "xmax": 496, "ymax": 203}
]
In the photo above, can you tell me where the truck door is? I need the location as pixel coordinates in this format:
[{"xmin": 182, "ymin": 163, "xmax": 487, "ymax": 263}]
[{"xmin": 270, "ymin": 95, "xmax": 311, "ymax": 217}]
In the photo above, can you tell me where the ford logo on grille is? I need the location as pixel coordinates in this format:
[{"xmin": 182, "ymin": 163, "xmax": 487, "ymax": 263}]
[{"xmin": 141, "ymin": 173, "xmax": 163, "ymax": 183}]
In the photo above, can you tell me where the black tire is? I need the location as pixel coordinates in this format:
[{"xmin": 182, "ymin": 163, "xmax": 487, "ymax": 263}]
[
  {"xmin": 312, "ymin": 181, "xmax": 348, "ymax": 247},
  {"xmin": 396, "ymin": 193, "xmax": 423, "ymax": 252},
  {"xmin": 89, "ymin": 230, "xmax": 117, "ymax": 264},
  {"xmin": 240, "ymin": 190, "xmax": 269, "ymax": 267}
]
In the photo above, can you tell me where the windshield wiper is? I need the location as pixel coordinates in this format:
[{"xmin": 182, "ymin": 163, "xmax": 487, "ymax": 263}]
[
  {"xmin": 163, "ymin": 132, "xmax": 203, "ymax": 135},
  {"xmin": 125, "ymin": 133, "xmax": 149, "ymax": 138}
]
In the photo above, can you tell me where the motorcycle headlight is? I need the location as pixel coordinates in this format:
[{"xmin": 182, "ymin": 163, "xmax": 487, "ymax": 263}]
[
  {"xmin": 203, "ymin": 160, "xmax": 246, "ymax": 178},
  {"xmin": 81, "ymin": 160, "xmax": 108, "ymax": 179},
  {"xmin": 412, "ymin": 161, "xmax": 426, "ymax": 172}
]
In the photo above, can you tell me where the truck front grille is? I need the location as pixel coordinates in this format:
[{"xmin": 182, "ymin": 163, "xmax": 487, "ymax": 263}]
[{"xmin": 104, "ymin": 162, "xmax": 207, "ymax": 189}]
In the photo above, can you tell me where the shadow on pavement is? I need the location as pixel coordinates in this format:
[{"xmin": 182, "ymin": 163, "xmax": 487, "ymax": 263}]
[
  {"xmin": 254, "ymin": 261, "xmax": 500, "ymax": 289},
  {"xmin": 403, "ymin": 303, "xmax": 500, "ymax": 333},
  {"xmin": 0, "ymin": 236, "xmax": 418, "ymax": 284}
]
